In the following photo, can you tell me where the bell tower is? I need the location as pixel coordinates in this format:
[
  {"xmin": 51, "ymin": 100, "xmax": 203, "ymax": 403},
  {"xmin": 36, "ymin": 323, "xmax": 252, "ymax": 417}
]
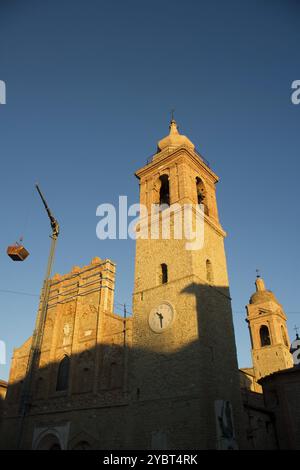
[
  {"xmin": 246, "ymin": 275, "xmax": 293, "ymax": 381},
  {"xmin": 129, "ymin": 119, "xmax": 245, "ymax": 450}
]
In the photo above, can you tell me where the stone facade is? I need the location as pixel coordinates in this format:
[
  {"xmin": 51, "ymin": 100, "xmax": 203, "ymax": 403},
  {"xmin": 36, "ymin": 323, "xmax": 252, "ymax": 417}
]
[
  {"xmin": 0, "ymin": 380, "xmax": 7, "ymax": 427},
  {"xmin": 260, "ymin": 367, "xmax": 300, "ymax": 449},
  {"xmin": 239, "ymin": 367, "xmax": 278, "ymax": 450},
  {"xmin": 240, "ymin": 386, "xmax": 278, "ymax": 450},
  {"xmin": 1, "ymin": 257, "xmax": 132, "ymax": 449}
]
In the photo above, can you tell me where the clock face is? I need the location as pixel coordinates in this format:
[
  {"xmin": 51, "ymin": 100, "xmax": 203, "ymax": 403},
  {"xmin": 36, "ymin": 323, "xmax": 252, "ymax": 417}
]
[{"xmin": 148, "ymin": 302, "xmax": 175, "ymax": 333}]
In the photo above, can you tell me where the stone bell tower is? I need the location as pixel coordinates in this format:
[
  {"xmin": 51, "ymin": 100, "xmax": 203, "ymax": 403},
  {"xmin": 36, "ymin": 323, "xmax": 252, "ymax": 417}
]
[
  {"xmin": 246, "ymin": 275, "xmax": 293, "ymax": 381},
  {"xmin": 129, "ymin": 119, "xmax": 245, "ymax": 450}
]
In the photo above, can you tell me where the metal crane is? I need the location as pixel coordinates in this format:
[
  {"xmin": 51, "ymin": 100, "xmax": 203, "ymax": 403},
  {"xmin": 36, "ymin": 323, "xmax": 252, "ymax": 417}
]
[{"xmin": 17, "ymin": 184, "xmax": 59, "ymax": 449}]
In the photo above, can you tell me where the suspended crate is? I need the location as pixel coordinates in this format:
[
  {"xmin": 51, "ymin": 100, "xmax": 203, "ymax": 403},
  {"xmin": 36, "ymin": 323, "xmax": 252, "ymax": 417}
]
[{"xmin": 7, "ymin": 242, "xmax": 29, "ymax": 261}]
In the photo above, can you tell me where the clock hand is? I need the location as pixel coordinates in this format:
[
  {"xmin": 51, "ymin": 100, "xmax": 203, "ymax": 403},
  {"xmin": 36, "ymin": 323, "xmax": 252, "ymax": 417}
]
[{"xmin": 156, "ymin": 311, "xmax": 164, "ymax": 328}]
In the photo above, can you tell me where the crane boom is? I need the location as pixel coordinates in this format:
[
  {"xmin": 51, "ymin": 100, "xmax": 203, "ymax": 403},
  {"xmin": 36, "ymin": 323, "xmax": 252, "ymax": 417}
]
[
  {"xmin": 35, "ymin": 184, "xmax": 59, "ymax": 238},
  {"xmin": 17, "ymin": 185, "xmax": 60, "ymax": 448}
]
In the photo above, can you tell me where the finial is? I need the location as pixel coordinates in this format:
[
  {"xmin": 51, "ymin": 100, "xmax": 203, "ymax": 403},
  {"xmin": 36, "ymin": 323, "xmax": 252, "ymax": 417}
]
[
  {"xmin": 294, "ymin": 325, "xmax": 300, "ymax": 340},
  {"xmin": 169, "ymin": 109, "xmax": 179, "ymax": 135},
  {"xmin": 255, "ymin": 271, "xmax": 266, "ymax": 292}
]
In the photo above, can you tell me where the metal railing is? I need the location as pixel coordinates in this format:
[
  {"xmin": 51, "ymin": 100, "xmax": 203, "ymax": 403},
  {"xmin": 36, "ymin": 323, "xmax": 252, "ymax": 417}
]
[{"xmin": 194, "ymin": 148, "xmax": 210, "ymax": 168}]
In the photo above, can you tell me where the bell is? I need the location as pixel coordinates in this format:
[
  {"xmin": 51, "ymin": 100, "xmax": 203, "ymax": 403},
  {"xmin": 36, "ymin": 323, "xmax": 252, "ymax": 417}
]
[{"xmin": 7, "ymin": 243, "xmax": 30, "ymax": 261}]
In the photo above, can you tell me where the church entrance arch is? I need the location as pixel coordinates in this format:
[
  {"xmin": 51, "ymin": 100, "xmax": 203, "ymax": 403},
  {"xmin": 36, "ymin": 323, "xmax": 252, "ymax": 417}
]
[{"xmin": 35, "ymin": 432, "xmax": 62, "ymax": 450}]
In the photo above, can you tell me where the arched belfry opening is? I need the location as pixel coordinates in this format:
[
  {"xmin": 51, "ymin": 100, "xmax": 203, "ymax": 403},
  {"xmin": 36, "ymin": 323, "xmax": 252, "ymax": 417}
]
[
  {"xmin": 196, "ymin": 177, "xmax": 208, "ymax": 215},
  {"xmin": 260, "ymin": 325, "xmax": 271, "ymax": 347},
  {"xmin": 159, "ymin": 175, "xmax": 170, "ymax": 206}
]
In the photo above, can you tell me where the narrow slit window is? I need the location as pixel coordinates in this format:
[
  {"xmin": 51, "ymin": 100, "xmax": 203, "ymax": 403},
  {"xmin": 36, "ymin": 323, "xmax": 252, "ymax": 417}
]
[
  {"xmin": 161, "ymin": 263, "xmax": 168, "ymax": 284},
  {"xmin": 206, "ymin": 259, "xmax": 213, "ymax": 283}
]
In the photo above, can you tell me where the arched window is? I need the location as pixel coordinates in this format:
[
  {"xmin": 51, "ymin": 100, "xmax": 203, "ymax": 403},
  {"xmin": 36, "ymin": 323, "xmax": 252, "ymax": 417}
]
[
  {"xmin": 206, "ymin": 259, "xmax": 213, "ymax": 283},
  {"xmin": 260, "ymin": 325, "xmax": 271, "ymax": 347},
  {"xmin": 196, "ymin": 177, "xmax": 209, "ymax": 215},
  {"xmin": 159, "ymin": 175, "xmax": 170, "ymax": 206},
  {"xmin": 281, "ymin": 325, "xmax": 288, "ymax": 347},
  {"xmin": 56, "ymin": 355, "xmax": 70, "ymax": 392},
  {"xmin": 161, "ymin": 263, "xmax": 168, "ymax": 284}
]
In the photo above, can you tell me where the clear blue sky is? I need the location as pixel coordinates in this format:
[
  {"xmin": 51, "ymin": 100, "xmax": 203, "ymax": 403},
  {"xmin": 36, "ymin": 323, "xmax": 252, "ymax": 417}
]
[{"xmin": 0, "ymin": 0, "xmax": 300, "ymax": 380}]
